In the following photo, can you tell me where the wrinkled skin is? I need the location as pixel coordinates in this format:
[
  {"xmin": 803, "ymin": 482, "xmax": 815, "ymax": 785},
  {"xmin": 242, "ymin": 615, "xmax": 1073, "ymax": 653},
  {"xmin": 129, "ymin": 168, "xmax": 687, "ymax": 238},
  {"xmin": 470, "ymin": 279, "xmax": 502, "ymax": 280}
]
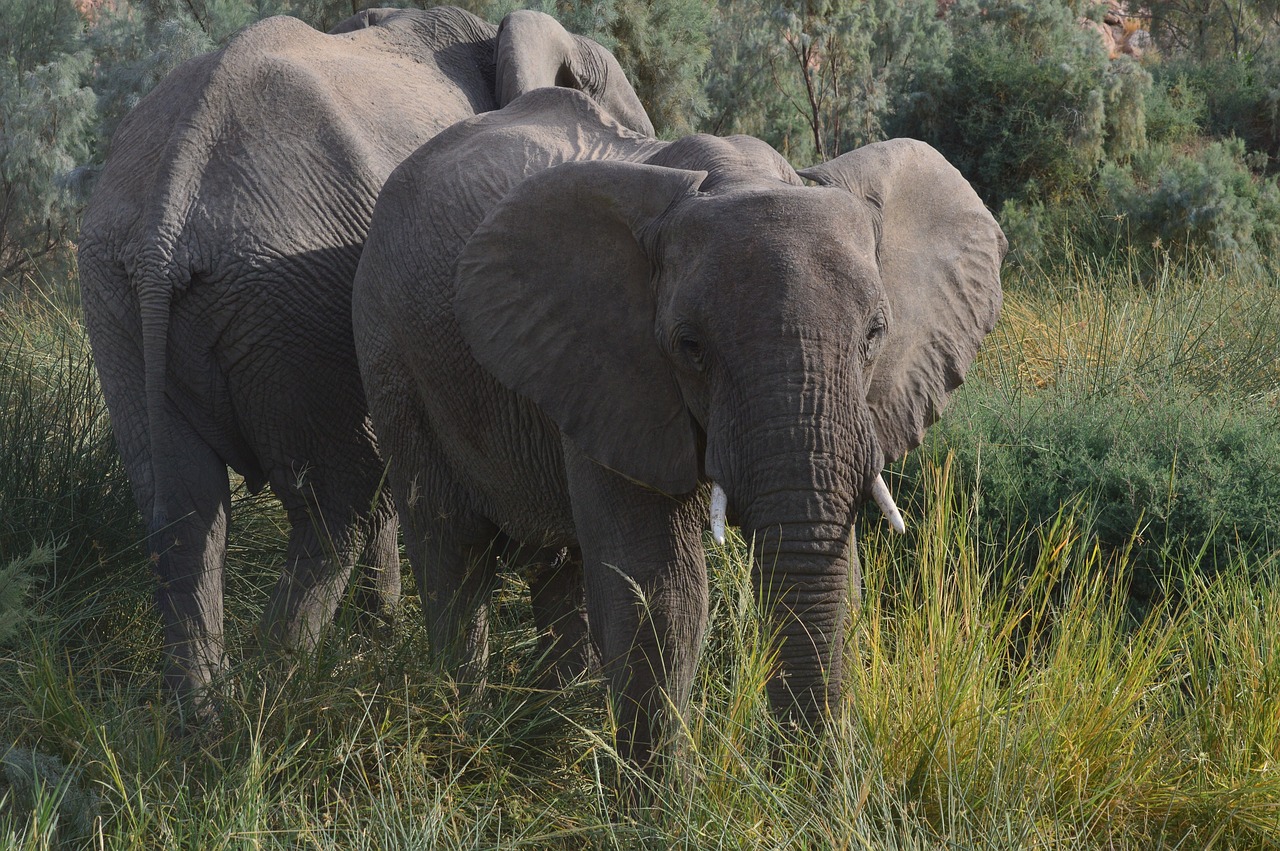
[
  {"xmin": 352, "ymin": 89, "xmax": 1005, "ymax": 773},
  {"xmin": 77, "ymin": 7, "xmax": 652, "ymax": 725}
]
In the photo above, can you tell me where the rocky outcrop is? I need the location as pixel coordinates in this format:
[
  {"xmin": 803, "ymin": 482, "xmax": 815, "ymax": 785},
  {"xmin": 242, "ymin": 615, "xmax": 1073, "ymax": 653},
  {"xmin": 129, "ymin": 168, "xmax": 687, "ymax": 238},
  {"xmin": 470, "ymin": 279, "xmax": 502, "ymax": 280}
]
[{"xmin": 1086, "ymin": 1, "xmax": 1153, "ymax": 59}]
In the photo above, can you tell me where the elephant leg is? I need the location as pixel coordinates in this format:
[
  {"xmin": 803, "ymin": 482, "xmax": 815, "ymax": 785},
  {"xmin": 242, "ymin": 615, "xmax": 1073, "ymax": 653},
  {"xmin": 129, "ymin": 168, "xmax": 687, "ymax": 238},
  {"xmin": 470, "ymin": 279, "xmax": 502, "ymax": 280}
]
[
  {"xmin": 562, "ymin": 444, "xmax": 709, "ymax": 774},
  {"xmin": 258, "ymin": 477, "xmax": 364, "ymax": 658},
  {"xmin": 410, "ymin": 513, "xmax": 500, "ymax": 686},
  {"xmin": 527, "ymin": 548, "xmax": 594, "ymax": 687},
  {"xmin": 350, "ymin": 512, "xmax": 402, "ymax": 632},
  {"xmin": 360, "ymin": 335, "xmax": 499, "ymax": 679},
  {"xmin": 149, "ymin": 428, "xmax": 233, "ymax": 726}
]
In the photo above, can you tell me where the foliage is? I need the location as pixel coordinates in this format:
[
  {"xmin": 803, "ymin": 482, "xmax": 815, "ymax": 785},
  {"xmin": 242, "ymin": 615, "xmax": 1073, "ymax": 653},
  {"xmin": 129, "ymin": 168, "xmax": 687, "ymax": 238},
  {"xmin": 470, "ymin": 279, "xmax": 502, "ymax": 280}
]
[
  {"xmin": 1143, "ymin": 72, "xmax": 1206, "ymax": 147},
  {"xmin": 1, "ymin": 457, "xmax": 1279, "ymax": 845},
  {"xmin": 1157, "ymin": 53, "xmax": 1280, "ymax": 161},
  {"xmin": 914, "ymin": 385, "xmax": 1280, "ymax": 598},
  {"xmin": 0, "ymin": 746, "xmax": 98, "ymax": 848},
  {"xmin": 0, "ymin": 0, "xmax": 97, "ymax": 285},
  {"xmin": 83, "ymin": 3, "xmax": 214, "ymax": 163},
  {"xmin": 1101, "ymin": 138, "xmax": 1280, "ymax": 268},
  {"xmin": 0, "ymin": 280, "xmax": 138, "ymax": 596},
  {"xmin": 524, "ymin": 0, "xmax": 713, "ymax": 136},
  {"xmin": 702, "ymin": 0, "xmax": 946, "ymax": 164},
  {"xmin": 1146, "ymin": 0, "xmax": 1280, "ymax": 62},
  {"xmin": 2, "ymin": 3, "xmax": 1280, "ymax": 844},
  {"xmin": 907, "ymin": 250, "xmax": 1280, "ymax": 601},
  {"xmin": 888, "ymin": 0, "xmax": 1128, "ymax": 208}
]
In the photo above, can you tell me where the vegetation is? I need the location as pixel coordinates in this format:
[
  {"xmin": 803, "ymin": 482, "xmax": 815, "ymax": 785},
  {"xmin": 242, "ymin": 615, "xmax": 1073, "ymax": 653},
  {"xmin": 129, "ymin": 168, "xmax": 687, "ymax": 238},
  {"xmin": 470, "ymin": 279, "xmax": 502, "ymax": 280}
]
[{"xmin": 3, "ymin": 0, "xmax": 1280, "ymax": 845}]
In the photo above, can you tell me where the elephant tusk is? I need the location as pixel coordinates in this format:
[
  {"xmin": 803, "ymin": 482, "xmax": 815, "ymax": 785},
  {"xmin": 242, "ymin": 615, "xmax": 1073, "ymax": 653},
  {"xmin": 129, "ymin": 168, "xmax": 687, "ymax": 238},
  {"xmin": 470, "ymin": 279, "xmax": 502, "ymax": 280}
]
[
  {"xmin": 710, "ymin": 482, "xmax": 727, "ymax": 545},
  {"xmin": 872, "ymin": 474, "xmax": 906, "ymax": 534}
]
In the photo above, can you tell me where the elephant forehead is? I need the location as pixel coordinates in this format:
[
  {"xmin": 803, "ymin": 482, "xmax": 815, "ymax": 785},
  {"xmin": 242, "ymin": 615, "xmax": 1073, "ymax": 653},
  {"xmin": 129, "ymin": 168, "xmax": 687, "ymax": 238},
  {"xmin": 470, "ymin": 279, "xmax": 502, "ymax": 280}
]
[{"xmin": 665, "ymin": 189, "xmax": 880, "ymax": 308}]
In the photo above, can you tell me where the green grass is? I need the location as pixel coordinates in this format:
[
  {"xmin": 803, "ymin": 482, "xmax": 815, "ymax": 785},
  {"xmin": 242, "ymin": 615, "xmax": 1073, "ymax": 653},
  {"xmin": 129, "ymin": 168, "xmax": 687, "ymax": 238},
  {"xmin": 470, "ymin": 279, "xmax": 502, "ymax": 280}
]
[{"xmin": 1, "ymin": 251, "xmax": 1279, "ymax": 847}]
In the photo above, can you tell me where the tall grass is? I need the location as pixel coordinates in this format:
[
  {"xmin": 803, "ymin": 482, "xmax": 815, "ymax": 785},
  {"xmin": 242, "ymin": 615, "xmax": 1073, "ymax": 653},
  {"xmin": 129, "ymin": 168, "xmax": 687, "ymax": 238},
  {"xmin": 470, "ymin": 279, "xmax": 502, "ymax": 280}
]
[
  {"xmin": 2, "ymin": 458, "xmax": 1278, "ymax": 847},
  {"xmin": 0, "ymin": 274, "xmax": 137, "ymax": 596},
  {"xmin": 903, "ymin": 248, "xmax": 1280, "ymax": 601}
]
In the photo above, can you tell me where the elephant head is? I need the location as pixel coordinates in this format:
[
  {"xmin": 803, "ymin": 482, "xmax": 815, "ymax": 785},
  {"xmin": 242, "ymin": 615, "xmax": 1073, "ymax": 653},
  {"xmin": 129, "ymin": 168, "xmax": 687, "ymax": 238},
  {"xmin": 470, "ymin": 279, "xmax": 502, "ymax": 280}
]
[
  {"xmin": 495, "ymin": 9, "xmax": 655, "ymax": 137},
  {"xmin": 454, "ymin": 136, "xmax": 1004, "ymax": 726}
]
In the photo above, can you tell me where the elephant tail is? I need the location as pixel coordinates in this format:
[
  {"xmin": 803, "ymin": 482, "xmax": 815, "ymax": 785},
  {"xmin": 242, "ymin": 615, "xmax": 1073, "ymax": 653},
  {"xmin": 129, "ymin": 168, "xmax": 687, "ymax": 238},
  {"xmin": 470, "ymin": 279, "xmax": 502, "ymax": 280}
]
[{"xmin": 135, "ymin": 243, "xmax": 181, "ymax": 546}]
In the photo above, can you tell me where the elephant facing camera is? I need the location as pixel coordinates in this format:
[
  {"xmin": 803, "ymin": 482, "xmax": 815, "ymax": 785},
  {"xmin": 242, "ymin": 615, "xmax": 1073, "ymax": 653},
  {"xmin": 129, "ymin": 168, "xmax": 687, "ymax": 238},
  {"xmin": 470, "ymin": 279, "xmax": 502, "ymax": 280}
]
[{"xmin": 352, "ymin": 87, "xmax": 1006, "ymax": 778}]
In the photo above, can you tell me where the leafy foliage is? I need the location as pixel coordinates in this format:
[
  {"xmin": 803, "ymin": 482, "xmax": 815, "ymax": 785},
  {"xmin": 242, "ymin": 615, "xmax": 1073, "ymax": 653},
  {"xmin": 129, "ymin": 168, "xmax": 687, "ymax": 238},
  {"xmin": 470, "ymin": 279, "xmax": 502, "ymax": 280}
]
[
  {"xmin": 915, "ymin": 385, "xmax": 1280, "ymax": 596},
  {"xmin": 1101, "ymin": 137, "xmax": 1280, "ymax": 268},
  {"xmin": 703, "ymin": 0, "xmax": 946, "ymax": 164},
  {"xmin": 0, "ymin": 0, "xmax": 96, "ymax": 284},
  {"xmin": 525, "ymin": 0, "xmax": 713, "ymax": 136},
  {"xmin": 0, "ymin": 746, "xmax": 99, "ymax": 848},
  {"xmin": 888, "ymin": 0, "xmax": 1124, "ymax": 208}
]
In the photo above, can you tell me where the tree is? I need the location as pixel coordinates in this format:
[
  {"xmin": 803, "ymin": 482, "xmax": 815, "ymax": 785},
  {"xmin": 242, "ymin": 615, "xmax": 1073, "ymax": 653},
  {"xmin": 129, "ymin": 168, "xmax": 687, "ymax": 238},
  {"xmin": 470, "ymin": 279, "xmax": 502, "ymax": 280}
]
[
  {"xmin": 703, "ymin": 0, "xmax": 945, "ymax": 165},
  {"xmin": 0, "ymin": 0, "xmax": 96, "ymax": 284},
  {"xmin": 888, "ymin": 0, "xmax": 1122, "ymax": 207}
]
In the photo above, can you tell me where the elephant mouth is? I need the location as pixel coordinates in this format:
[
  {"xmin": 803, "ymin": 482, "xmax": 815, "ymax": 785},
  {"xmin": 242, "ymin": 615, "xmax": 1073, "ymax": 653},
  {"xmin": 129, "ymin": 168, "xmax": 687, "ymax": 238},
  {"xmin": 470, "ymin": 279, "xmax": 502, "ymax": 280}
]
[{"xmin": 707, "ymin": 476, "xmax": 905, "ymax": 545}]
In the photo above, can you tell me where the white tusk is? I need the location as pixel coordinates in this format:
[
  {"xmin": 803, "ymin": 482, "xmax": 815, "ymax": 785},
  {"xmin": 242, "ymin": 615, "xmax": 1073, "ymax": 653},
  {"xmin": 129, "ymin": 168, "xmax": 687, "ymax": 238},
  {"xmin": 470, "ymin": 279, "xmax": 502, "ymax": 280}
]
[
  {"xmin": 872, "ymin": 474, "xmax": 906, "ymax": 534},
  {"xmin": 710, "ymin": 482, "xmax": 727, "ymax": 545}
]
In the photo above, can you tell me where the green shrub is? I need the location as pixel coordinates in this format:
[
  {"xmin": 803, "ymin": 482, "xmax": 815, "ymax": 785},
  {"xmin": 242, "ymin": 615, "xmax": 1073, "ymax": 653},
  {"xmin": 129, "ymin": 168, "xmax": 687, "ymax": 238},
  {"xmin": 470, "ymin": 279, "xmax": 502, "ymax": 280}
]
[
  {"xmin": 702, "ymin": 0, "xmax": 948, "ymax": 163},
  {"xmin": 0, "ymin": 747, "xmax": 98, "ymax": 848},
  {"xmin": 1155, "ymin": 52, "xmax": 1280, "ymax": 161},
  {"xmin": 1143, "ymin": 72, "xmax": 1205, "ymax": 147},
  {"xmin": 890, "ymin": 0, "xmax": 1117, "ymax": 208},
  {"xmin": 899, "ymin": 381, "xmax": 1280, "ymax": 601},
  {"xmin": 1100, "ymin": 137, "xmax": 1280, "ymax": 268},
  {"xmin": 0, "ymin": 0, "xmax": 97, "ymax": 286}
]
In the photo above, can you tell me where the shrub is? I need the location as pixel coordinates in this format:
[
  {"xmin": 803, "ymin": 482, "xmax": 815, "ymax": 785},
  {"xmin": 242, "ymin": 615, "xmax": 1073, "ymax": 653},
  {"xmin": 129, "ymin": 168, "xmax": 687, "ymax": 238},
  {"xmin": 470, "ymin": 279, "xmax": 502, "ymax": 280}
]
[
  {"xmin": 1143, "ymin": 72, "xmax": 1206, "ymax": 147},
  {"xmin": 890, "ymin": 0, "xmax": 1117, "ymax": 208},
  {"xmin": 0, "ymin": 747, "xmax": 98, "ymax": 848},
  {"xmin": 702, "ymin": 0, "xmax": 948, "ymax": 164},
  {"xmin": 0, "ymin": 0, "xmax": 97, "ymax": 285},
  {"xmin": 899, "ymin": 380, "xmax": 1280, "ymax": 601},
  {"xmin": 1100, "ymin": 137, "xmax": 1280, "ymax": 268}
]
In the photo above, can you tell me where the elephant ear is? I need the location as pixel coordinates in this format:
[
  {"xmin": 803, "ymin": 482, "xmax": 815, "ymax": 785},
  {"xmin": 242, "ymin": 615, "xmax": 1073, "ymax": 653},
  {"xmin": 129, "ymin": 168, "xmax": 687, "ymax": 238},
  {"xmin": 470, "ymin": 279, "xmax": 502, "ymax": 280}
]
[
  {"xmin": 495, "ymin": 10, "xmax": 655, "ymax": 137},
  {"xmin": 455, "ymin": 160, "xmax": 706, "ymax": 494},
  {"xmin": 800, "ymin": 139, "xmax": 1006, "ymax": 463}
]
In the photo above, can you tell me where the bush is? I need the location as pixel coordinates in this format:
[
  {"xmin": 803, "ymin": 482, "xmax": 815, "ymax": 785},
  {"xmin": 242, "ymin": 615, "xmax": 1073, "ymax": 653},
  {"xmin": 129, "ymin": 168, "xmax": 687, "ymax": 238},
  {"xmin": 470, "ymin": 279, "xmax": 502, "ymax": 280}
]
[
  {"xmin": 890, "ymin": 0, "xmax": 1118, "ymax": 208},
  {"xmin": 0, "ymin": 0, "xmax": 96, "ymax": 285},
  {"xmin": 1100, "ymin": 137, "xmax": 1280, "ymax": 268},
  {"xmin": 0, "ymin": 747, "xmax": 98, "ymax": 848},
  {"xmin": 702, "ymin": 0, "xmax": 948, "ymax": 164},
  {"xmin": 900, "ymin": 380, "xmax": 1280, "ymax": 601},
  {"xmin": 1143, "ymin": 72, "xmax": 1206, "ymax": 147}
]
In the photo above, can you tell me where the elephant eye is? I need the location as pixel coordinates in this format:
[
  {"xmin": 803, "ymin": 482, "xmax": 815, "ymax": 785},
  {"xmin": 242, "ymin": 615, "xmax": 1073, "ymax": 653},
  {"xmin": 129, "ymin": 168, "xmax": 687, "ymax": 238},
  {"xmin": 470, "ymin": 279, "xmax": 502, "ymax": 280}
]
[
  {"xmin": 677, "ymin": 333, "xmax": 705, "ymax": 368},
  {"xmin": 865, "ymin": 311, "xmax": 888, "ymax": 361}
]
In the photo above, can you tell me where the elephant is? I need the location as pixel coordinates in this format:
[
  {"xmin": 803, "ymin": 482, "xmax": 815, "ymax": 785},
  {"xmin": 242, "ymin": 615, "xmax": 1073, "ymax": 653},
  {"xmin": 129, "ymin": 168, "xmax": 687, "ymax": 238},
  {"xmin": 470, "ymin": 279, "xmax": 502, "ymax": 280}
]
[
  {"xmin": 351, "ymin": 87, "xmax": 1005, "ymax": 772},
  {"xmin": 77, "ymin": 6, "xmax": 653, "ymax": 724}
]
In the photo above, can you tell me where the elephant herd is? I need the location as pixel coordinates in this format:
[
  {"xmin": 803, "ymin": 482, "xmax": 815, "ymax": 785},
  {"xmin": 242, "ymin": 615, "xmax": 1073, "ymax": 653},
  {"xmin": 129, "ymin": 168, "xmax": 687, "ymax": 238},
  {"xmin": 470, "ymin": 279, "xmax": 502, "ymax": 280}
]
[{"xmin": 78, "ymin": 6, "xmax": 1006, "ymax": 776}]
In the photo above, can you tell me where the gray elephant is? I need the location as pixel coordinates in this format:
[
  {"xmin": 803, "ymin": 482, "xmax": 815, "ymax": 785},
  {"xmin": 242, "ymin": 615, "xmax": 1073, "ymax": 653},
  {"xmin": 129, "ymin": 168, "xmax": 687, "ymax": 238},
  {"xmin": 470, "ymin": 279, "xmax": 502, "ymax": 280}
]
[
  {"xmin": 77, "ymin": 6, "xmax": 652, "ymax": 724},
  {"xmin": 352, "ymin": 88, "xmax": 1005, "ymax": 771}
]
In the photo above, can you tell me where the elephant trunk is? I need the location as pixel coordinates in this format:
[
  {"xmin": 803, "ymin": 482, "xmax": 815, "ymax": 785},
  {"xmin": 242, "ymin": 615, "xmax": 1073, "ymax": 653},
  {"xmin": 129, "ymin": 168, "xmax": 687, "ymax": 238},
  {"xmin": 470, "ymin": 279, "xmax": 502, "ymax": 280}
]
[
  {"xmin": 742, "ymin": 486, "xmax": 859, "ymax": 725},
  {"xmin": 727, "ymin": 409, "xmax": 879, "ymax": 727}
]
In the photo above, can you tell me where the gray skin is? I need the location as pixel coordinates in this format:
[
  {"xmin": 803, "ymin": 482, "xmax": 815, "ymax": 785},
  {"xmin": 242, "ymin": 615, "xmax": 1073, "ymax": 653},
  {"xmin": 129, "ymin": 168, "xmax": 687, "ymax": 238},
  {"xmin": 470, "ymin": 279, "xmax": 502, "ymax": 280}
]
[
  {"xmin": 351, "ymin": 88, "xmax": 1005, "ymax": 771},
  {"xmin": 77, "ymin": 6, "xmax": 652, "ymax": 725}
]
